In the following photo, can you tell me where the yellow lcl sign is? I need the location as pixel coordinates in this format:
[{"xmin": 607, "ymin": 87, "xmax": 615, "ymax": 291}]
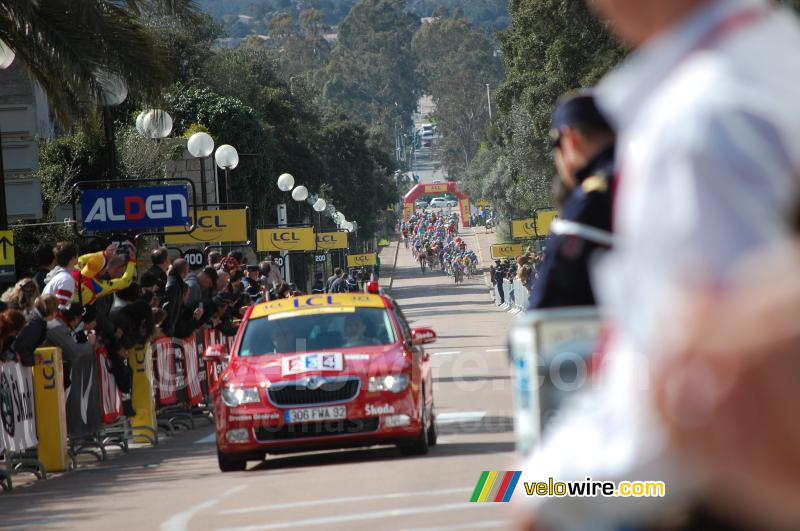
[
  {"xmin": 316, "ymin": 232, "xmax": 348, "ymax": 250},
  {"xmin": 257, "ymin": 227, "xmax": 316, "ymax": 252},
  {"xmin": 347, "ymin": 253, "xmax": 377, "ymax": 267}
]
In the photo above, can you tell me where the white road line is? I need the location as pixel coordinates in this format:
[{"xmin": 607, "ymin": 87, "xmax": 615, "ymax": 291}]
[
  {"xmin": 435, "ymin": 411, "xmax": 487, "ymax": 425},
  {"xmin": 161, "ymin": 485, "xmax": 245, "ymax": 531},
  {"xmin": 485, "ymin": 348, "xmax": 507, "ymax": 353},
  {"xmin": 194, "ymin": 433, "xmax": 215, "ymax": 444},
  {"xmin": 219, "ymin": 502, "xmax": 487, "ymax": 531},
  {"xmin": 404, "ymin": 520, "xmax": 511, "ymax": 531},
  {"xmin": 432, "ymin": 351, "xmax": 460, "ymax": 356},
  {"xmin": 219, "ymin": 487, "xmax": 472, "ymax": 516}
]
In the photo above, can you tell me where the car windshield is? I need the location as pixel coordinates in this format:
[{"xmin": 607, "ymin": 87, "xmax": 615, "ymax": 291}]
[{"xmin": 238, "ymin": 307, "xmax": 397, "ymax": 357}]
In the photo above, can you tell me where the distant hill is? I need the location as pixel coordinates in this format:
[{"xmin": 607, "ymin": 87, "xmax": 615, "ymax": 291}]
[{"xmin": 196, "ymin": 0, "xmax": 509, "ymax": 39}]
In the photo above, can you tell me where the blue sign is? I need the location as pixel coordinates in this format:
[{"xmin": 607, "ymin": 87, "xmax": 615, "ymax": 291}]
[{"xmin": 81, "ymin": 185, "xmax": 192, "ymax": 231}]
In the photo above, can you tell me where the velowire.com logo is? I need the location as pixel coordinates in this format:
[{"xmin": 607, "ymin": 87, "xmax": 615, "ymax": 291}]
[{"xmin": 469, "ymin": 471, "xmax": 521, "ymax": 503}]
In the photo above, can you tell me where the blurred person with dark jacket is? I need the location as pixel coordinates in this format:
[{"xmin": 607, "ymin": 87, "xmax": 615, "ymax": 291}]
[
  {"xmin": 162, "ymin": 258, "xmax": 188, "ymax": 337},
  {"xmin": 147, "ymin": 247, "xmax": 169, "ymax": 290},
  {"xmin": 32, "ymin": 243, "xmax": 55, "ymax": 293}
]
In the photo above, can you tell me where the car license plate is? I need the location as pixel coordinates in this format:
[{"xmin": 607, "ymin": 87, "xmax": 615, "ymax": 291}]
[{"xmin": 285, "ymin": 405, "xmax": 347, "ymax": 424}]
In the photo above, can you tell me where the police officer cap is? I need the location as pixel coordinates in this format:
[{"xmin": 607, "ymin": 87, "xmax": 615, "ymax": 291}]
[{"xmin": 550, "ymin": 90, "xmax": 611, "ymax": 136}]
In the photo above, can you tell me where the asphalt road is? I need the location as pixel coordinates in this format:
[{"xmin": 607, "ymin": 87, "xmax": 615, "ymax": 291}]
[{"xmin": 0, "ymin": 237, "xmax": 516, "ymax": 531}]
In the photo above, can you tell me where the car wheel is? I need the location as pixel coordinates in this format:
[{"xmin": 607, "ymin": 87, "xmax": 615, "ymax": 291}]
[
  {"xmin": 427, "ymin": 400, "xmax": 438, "ymax": 447},
  {"xmin": 217, "ymin": 447, "xmax": 247, "ymax": 472},
  {"xmin": 399, "ymin": 390, "xmax": 430, "ymax": 456}
]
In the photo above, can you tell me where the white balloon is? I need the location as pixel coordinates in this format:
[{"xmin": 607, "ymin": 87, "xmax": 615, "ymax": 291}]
[
  {"xmin": 215, "ymin": 144, "xmax": 239, "ymax": 170},
  {"xmin": 313, "ymin": 198, "xmax": 327, "ymax": 212},
  {"xmin": 277, "ymin": 173, "xmax": 295, "ymax": 192},
  {"xmin": 187, "ymin": 132, "xmax": 215, "ymax": 158}
]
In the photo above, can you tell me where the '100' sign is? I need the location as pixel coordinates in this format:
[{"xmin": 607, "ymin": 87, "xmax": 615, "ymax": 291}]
[{"xmin": 81, "ymin": 185, "xmax": 192, "ymax": 231}]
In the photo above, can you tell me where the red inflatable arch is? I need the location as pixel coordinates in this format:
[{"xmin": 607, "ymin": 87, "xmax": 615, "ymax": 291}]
[{"xmin": 403, "ymin": 182, "xmax": 471, "ymax": 227}]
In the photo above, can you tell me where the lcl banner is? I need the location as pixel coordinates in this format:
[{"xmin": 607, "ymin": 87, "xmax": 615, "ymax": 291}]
[
  {"xmin": 0, "ymin": 362, "xmax": 37, "ymax": 452},
  {"xmin": 164, "ymin": 208, "xmax": 248, "ymax": 244},
  {"xmin": 404, "ymin": 203, "xmax": 414, "ymax": 221},
  {"xmin": 533, "ymin": 208, "xmax": 559, "ymax": 237},
  {"xmin": 256, "ymin": 227, "xmax": 316, "ymax": 252},
  {"xmin": 511, "ymin": 219, "xmax": 537, "ymax": 239},
  {"xmin": 316, "ymin": 232, "xmax": 348, "ymax": 250},
  {"xmin": 81, "ymin": 185, "xmax": 191, "ymax": 231},
  {"xmin": 423, "ymin": 184, "xmax": 448, "ymax": 194},
  {"xmin": 491, "ymin": 243, "xmax": 523, "ymax": 259},
  {"xmin": 347, "ymin": 253, "xmax": 377, "ymax": 267}
]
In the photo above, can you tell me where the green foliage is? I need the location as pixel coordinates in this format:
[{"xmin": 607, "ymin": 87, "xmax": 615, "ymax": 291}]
[
  {"xmin": 322, "ymin": 0, "xmax": 420, "ymax": 150},
  {"xmin": 413, "ymin": 16, "xmax": 503, "ymax": 178},
  {"xmin": 473, "ymin": 0, "xmax": 623, "ymax": 219},
  {"xmin": 182, "ymin": 123, "xmax": 212, "ymax": 139}
]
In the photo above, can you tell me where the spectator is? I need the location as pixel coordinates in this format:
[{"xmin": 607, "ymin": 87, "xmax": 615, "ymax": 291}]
[
  {"xmin": 311, "ymin": 273, "xmax": 325, "ymax": 294},
  {"xmin": 73, "ymin": 241, "xmax": 137, "ymax": 306},
  {"xmin": 207, "ymin": 292, "xmax": 238, "ymax": 336},
  {"xmin": 11, "ymin": 295, "xmax": 58, "ymax": 366},
  {"xmin": 207, "ymin": 250, "xmax": 223, "ymax": 268},
  {"xmin": 42, "ymin": 241, "xmax": 79, "ymax": 308},
  {"xmin": 151, "ymin": 307, "xmax": 167, "ymax": 340},
  {"xmin": 110, "ymin": 288, "xmax": 155, "ymax": 348},
  {"xmin": 274, "ymin": 282, "xmax": 292, "ymax": 298},
  {"xmin": 147, "ymin": 247, "xmax": 169, "ymax": 290},
  {"xmin": 45, "ymin": 301, "xmax": 92, "ymax": 388},
  {"xmin": 2, "ymin": 278, "xmax": 39, "ymax": 315},
  {"xmin": 32, "ymin": 243, "xmax": 55, "ymax": 293},
  {"xmin": 139, "ymin": 271, "xmax": 161, "ymax": 307},
  {"xmin": 326, "ymin": 268, "xmax": 343, "ymax": 292},
  {"xmin": 243, "ymin": 265, "xmax": 262, "ymax": 301},
  {"xmin": 259, "ymin": 256, "xmax": 283, "ymax": 289},
  {"xmin": 161, "ymin": 258, "xmax": 189, "ymax": 337},
  {"xmin": 0, "ymin": 309, "xmax": 27, "ymax": 362}
]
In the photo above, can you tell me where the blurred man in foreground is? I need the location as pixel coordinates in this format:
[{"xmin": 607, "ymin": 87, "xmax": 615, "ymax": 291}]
[{"xmin": 518, "ymin": 0, "xmax": 800, "ymax": 529}]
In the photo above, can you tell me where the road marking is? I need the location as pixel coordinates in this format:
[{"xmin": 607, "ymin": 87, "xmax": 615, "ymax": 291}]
[
  {"xmin": 485, "ymin": 348, "xmax": 507, "ymax": 353},
  {"xmin": 432, "ymin": 351, "xmax": 460, "ymax": 356},
  {"xmin": 404, "ymin": 521, "xmax": 511, "ymax": 531},
  {"xmin": 435, "ymin": 411, "xmax": 487, "ymax": 425},
  {"xmin": 219, "ymin": 502, "xmax": 488, "ymax": 531},
  {"xmin": 194, "ymin": 433, "xmax": 215, "ymax": 444},
  {"xmin": 161, "ymin": 485, "xmax": 245, "ymax": 531},
  {"xmin": 219, "ymin": 487, "xmax": 472, "ymax": 516}
]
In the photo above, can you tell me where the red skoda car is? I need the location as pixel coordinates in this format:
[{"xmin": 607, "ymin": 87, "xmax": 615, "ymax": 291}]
[{"xmin": 207, "ymin": 293, "xmax": 438, "ymax": 471}]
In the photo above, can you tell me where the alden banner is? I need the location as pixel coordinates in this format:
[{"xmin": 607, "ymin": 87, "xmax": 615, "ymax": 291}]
[
  {"xmin": 316, "ymin": 232, "xmax": 348, "ymax": 250},
  {"xmin": 257, "ymin": 227, "xmax": 316, "ymax": 252},
  {"xmin": 164, "ymin": 208, "xmax": 248, "ymax": 244},
  {"xmin": 81, "ymin": 185, "xmax": 191, "ymax": 231}
]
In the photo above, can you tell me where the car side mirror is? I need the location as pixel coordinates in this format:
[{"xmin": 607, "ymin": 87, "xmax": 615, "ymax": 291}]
[
  {"xmin": 411, "ymin": 328, "xmax": 437, "ymax": 346},
  {"xmin": 204, "ymin": 344, "xmax": 227, "ymax": 363}
]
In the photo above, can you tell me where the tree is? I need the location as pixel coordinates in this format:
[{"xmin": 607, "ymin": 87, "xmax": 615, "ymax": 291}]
[
  {"xmin": 0, "ymin": 0, "xmax": 199, "ymax": 123},
  {"xmin": 475, "ymin": 0, "xmax": 623, "ymax": 217},
  {"xmin": 322, "ymin": 0, "xmax": 420, "ymax": 150},
  {"xmin": 413, "ymin": 16, "xmax": 503, "ymax": 178}
]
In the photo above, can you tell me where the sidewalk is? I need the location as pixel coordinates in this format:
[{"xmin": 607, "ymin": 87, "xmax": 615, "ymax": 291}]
[{"xmin": 377, "ymin": 238, "xmax": 400, "ymax": 293}]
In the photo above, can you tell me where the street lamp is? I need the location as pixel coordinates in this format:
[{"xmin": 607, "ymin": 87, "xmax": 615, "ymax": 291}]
[
  {"xmin": 97, "ymin": 71, "xmax": 128, "ymax": 180},
  {"xmin": 0, "ymin": 40, "xmax": 14, "ymax": 230},
  {"xmin": 187, "ymin": 132, "xmax": 215, "ymax": 204},
  {"xmin": 141, "ymin": 109, "xmax": 173, "ymax": 139},
  {"xmin": 214, "ymin": 144, "xmax": 238, "ymax": 205}
]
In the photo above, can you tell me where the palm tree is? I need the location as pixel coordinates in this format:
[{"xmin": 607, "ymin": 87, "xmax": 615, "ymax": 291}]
[{"xmin": 0, "ymin": 0, "xmax": 198, "ymax": 123}]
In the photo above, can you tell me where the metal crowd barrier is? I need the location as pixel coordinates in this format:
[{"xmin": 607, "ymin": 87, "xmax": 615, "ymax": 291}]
[
  {"xmin": 508, "ymin": 307, "xmax": 602, "ymax": 454},
  {"xmin": 0, "ymin": 327, "xmax": 235, "ymax": 492},
  {"xmin": 492, "ymin": 278, "xmax": 531, "ymax": 314}
]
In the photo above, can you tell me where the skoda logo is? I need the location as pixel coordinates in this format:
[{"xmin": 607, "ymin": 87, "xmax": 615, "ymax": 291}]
[
  {"xmin": 0, "ymin": 373, "xmax": 14, "ymax": 437},
  {"xmin": 303, "ymin": 376, "xmax": 326, "ymax": 390}
]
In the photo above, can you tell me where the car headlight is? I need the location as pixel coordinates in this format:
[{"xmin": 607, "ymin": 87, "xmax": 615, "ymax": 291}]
[
  {"xmin": 368, "ymin": 374, "xmax": 410, "ymax": 393},
  {"xmin": 221, "ymin": 387, "xmax": 261, "ymax": 407}
]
